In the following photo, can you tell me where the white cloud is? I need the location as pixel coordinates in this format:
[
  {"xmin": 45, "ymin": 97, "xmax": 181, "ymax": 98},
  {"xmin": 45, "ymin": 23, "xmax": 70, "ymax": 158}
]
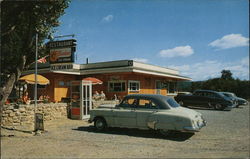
[
  {"xmin": 159, "ymin": 45, "xmax": 194, "ymax": 58},
  {"xmin": 209, "ymin": 34, "xmax": 249, "ymax": 50},
  {"xmin": 132, "ymin": 58, "xmax": 149, "ymax": 63},
  {"xmin": 102, "ymin": 15, "xmax": 114, "ymax": 23},
  {"xmin": 241, "ymin": 56, "xmax": 249, "ymax": 66},
  {"xmin": 169, "ymin": 57, "xmax": 249, "ymax": 81}
]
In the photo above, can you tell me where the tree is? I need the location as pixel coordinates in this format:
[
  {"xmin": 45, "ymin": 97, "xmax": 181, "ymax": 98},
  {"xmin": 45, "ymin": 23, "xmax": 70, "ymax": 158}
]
[
  {"xmin": 221, "ymin": 70, "xmax": 233, "ymax": 80},
  {"xmin": 189, "ymin": 70, "xmax": 250, "ymax": 99},
  {"xmin": 0, "ymin": 0, "xmax": 71, "ymax": 107}
]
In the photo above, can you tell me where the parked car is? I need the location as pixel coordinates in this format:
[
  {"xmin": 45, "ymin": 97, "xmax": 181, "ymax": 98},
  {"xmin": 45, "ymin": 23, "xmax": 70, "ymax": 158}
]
[
  {"xmin": 89, "ymin": 94, "xmax": 206, "ymax": 136},
  {"xmin": 221, "ymin": 92, "xmax": 248, "ymax": 107},
  {"xmin": 174, "ymin": 90, "xmax": 237, "ymax": 111},
  {"xmin": 177, "ymin": 92, "xmax": 191, "ymax": 95}
]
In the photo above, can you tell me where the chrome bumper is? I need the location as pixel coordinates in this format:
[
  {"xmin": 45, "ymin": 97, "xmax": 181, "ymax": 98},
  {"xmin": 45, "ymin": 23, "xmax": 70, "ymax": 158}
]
[
  {"xmin": 183, "ymin": 120, "xmax": 207, "ymax": 132},
  {"xmin": 224, "ymin": 105, "xmax": 234, "ymax": 110}
]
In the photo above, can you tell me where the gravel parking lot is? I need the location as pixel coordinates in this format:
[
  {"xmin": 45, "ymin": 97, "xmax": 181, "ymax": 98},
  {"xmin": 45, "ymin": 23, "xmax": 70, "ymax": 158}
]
[{"xmin": 1, "ymin": 104, "xmax": 249, "ymax": 158}]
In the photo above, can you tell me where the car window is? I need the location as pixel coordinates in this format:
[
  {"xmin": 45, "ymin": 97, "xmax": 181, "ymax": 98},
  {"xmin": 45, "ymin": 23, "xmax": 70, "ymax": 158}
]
[
  {"xmin": 166, "ymin": 98, "xmax": 180, "ymax": 108},
  {"xmin": 138, "ymin": 99, "xmax": 158, "ymax": 109},
  {"xmin": 206, "ymin": 92, "xmax": 215, "ymax": 98},
  {"xmin": 223, "ymin": 93, "xmax": 230, "ymax": 97},
  {"xmin": 120, "ymin": 98, "xmax": 138, "ymax": 108},
  {"xmin": 194, "ymin": 91, "xmax": 203, "ymax": 96}
]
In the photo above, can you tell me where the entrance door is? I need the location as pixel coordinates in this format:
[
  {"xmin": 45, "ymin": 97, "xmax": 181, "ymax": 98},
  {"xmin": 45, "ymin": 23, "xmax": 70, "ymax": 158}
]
[
  {"xmin": 80, "ymin": 81, "xmax": 92, "ymax": 119},
  {"xmin": 70, "ymin": 80, "xmax": 92, "ymax": 120}
]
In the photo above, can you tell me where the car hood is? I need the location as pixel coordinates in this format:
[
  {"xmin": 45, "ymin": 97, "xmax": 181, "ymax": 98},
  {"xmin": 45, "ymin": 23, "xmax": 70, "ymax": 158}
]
[
  {"xmin": 167, "ymin": 107, "xmax": 202, "ymax": 119},
  {"xmin": 235, "ymin": 97, "xmax": 246, "ymax": 102}
]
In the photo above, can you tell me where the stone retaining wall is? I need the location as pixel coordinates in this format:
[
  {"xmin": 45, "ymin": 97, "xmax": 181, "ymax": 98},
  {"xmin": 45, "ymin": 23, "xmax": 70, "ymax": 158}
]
[
  {"xmin": 1, "ymin": 100, "xmax": 119, "ymax": 129},
  {"xmin": 1, "ymin": 103, "xmax": 68, "ymax": 128}
]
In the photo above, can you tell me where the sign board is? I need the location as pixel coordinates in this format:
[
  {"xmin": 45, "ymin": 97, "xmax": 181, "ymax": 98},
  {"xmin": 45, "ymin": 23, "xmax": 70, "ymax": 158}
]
[
  {"xmin": 50, "ymin": 48, "xmax": 74, "ymax": 63},
  {"xmin": 47, "ymin": 39, "xmax": 76, "ymax": 64},
  {"xmin": 35, "ymin": 113, "xmax": 44, "ymax": 131},
  {"xmin": 50, "ymin": 64, "xmax": 73, "ymax": 71},
  {"xmin": 47, "ymin": 39, "xmax": 76, "ymax": 48}
]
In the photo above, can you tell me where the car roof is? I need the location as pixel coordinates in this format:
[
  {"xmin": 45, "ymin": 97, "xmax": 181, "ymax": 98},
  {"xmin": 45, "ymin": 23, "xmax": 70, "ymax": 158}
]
[
  {"xmin": 195, "ymin": 90, "xmax": 219, "ymax": 93},
  {"xmin": 122, "ymin": 94, "xmax": 172, "ymax": 109},
  {"xmin": 125, "ymin": 94, "xmax": 172, "ymax": 100},
  {"xmin": 221, "ymin": 92, "xmax": 233, "ymax": 94}
]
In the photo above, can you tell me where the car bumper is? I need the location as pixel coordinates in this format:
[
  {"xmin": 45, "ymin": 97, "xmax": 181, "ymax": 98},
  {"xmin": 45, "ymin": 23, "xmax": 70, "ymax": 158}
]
[
  {"xmin": 239, "ymin": 101, "xmax": 248, "ymax": 105},
  {"xmin": 88, "ymin": 119, "xmax": 93, "ymax": 123},
  {"xmin": 224, "ymin": 105, "xmax": 235, "ymax": 110},
  {"xmin": 183, "ymin": 120, "xmax": 207, "ymax": 132}
]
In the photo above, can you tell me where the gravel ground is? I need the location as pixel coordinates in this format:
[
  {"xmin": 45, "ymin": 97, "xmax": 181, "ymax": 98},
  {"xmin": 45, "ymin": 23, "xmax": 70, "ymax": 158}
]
[{"xmin": 1, "ymin": 104, "xmax": 249, "ymax": 158}]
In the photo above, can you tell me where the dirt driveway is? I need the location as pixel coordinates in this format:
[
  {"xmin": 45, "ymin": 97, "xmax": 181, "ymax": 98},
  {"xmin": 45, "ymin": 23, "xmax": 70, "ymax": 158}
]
[{"xmin": 1, "ymin": 104, "xmax": 249, "ymax": 158}]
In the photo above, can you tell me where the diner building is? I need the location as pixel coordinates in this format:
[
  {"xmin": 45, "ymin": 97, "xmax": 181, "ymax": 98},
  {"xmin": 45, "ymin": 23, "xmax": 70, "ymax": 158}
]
[{"xmin": 23, "ymin": 60, "xmax": 191, "ymax": 102}]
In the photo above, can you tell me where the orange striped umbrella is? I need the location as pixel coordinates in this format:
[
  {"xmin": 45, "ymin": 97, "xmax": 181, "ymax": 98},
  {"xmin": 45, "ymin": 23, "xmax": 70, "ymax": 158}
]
[{"xmin": 82, "ymin": 77, "xmax": 103, "ymax": 85}]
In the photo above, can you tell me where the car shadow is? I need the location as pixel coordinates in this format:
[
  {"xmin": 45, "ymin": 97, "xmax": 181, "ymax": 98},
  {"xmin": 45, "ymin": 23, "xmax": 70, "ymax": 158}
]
[
  {"xmin": 185, "ymin": 106, "xmax": 231, "ymax": 111},
  {"xmin": 72, "ymin": 126, "xmax": 194, "ymax": 142}
]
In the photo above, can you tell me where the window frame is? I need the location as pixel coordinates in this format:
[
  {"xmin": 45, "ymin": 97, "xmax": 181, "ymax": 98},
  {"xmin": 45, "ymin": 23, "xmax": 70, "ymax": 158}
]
[
  {"xmin": 128, "ymin": 80, "xmax": 140, "ymax": 92},
  {"xmin": 108, "ymin": 80, "xmax": 126, "ymax": 92}
]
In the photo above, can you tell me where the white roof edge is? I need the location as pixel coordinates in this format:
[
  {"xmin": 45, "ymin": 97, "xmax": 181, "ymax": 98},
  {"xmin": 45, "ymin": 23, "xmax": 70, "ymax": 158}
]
[
  {"xmin": 51, "ymin": 70, "xmax": 80, "ymax": 75},
  {"xmin": 133, "ymin": 61, "xmax": 179, "ymax": 75},
  {"xmin": 133, "ymin": 60, "xmax": 179, "ymax": 72},
  {"xmin": 22, "ymin": 60, "xmax": 191, "ymax": 80},
  {"xmin": 133, "ymin": 69, "xmax": 191, "ymax": 81}
]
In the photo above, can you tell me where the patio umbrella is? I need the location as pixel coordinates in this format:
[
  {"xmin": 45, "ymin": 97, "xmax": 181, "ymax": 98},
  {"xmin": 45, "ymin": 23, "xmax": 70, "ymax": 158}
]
[
  {"xmin": 82, "ymin": 77, "xmax": 103, "ymax": 85},
  {"xmin": 19, "ymin": 74, "xmax": 50, "ymax": 85}
]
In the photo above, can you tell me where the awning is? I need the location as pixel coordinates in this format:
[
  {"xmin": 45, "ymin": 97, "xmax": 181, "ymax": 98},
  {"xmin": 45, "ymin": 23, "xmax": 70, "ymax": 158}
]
[
  {"xmin": 82, "ymin": 77, "xmax": 103, "ymax": 85},
  {"xmin": 19, "ymin": 74, "xmax": 50, "ymax": 85}
]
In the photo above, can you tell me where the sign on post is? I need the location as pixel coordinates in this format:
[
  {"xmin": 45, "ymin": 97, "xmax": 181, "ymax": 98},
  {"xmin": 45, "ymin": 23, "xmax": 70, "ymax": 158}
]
[
  {"xmin": 35, "ymin": 113, "xmax": 44, "ymax": 131},
  {"xmin": 47, "ymin": 39, "xmax": 76, "ymax": 64}
]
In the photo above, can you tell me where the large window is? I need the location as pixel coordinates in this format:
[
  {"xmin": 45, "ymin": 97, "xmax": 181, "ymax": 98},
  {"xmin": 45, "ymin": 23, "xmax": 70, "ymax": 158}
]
[
  {"xmin": 168, "ymin": 82, "xmax": 176, "ymax": 93},
  {"xmin": 128, "ymin": 80, "xmax": 140, "ymax": 92},
  {"xmin": 108, "ymin": 81, "xmax": 126, "ymax": 92},
  {"xmin": 164, "ymin": 81, "xmax": 177, "ymax": 94}
]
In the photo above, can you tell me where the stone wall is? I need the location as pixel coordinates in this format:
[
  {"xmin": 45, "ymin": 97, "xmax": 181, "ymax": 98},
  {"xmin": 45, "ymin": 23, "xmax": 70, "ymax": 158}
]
[
  {"xmin": 1, "ymin": 100, "xmax": 119, "ymax": 129},
  {"xmin": 1, "ymin": 103, "xmax": 68, "ymax": 128}
]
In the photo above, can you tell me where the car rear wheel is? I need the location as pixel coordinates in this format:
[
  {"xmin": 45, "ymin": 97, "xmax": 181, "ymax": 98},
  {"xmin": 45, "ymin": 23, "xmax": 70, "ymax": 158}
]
[
  {"xmin": 214, "ymin": 103, "xmax": 224, "ymax": 110},
  {"xmin": 94, "ymin": 117, "xmax": 107, "ymax": 131}
]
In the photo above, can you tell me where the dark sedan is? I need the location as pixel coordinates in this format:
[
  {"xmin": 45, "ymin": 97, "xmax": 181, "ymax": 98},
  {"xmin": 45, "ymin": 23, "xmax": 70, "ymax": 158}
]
[
  {"xmin": 221, "ymin": 92, "xmax": 248, "ymax": 107},
  {"xmin": 175, "ymin": 90, "xmax": 236, "ymax": 110}
]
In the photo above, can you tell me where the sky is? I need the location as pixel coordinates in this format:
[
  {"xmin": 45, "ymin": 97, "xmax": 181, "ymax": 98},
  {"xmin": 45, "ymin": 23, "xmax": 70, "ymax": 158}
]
[{"xmin": 55, "ymin": 0, "xmax": 249, "ymax": 81}]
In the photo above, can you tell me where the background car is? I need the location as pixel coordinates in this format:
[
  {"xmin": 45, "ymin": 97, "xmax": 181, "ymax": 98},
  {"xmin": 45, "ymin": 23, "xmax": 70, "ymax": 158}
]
[
  {"xmin": 174, "ymin": 90, "xmax": 236, "ymax": 110},
  {"xmin": 221, "ymin": 92, "xmax": 248, "ymax": 107},
  {"xmin": 89, "ymin": 94, "xmax": 206, "ymax": 136}
]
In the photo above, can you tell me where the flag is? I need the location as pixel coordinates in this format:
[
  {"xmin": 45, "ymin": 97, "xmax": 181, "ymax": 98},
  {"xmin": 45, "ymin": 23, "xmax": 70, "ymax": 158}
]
[{"xmin": 37, "ymin": 56, "xmax": 47, "ymax": 63}]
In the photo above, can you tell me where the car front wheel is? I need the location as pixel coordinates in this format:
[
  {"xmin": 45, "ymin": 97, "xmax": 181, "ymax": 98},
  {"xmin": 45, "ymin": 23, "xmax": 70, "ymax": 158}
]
[
  {"xmin": 214, "ymin": 103, "xmax": 224, "ymax": 110},
  {"xmin": 179, "ymin": 101, "xmax": 185, "ymax": 107},
  {"xmin": 94, "ymin": 117, "xmax": 107, "ymax": 131}
]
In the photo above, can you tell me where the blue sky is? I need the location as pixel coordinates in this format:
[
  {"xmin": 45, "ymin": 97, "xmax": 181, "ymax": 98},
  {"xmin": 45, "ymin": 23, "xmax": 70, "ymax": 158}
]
[{"xmin": 55, "ymin": 0, "xmax": 249, "ymax": 81}]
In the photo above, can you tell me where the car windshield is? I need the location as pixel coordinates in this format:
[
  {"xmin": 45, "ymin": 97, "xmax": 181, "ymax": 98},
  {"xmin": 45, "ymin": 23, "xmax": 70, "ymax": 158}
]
[
  {"xmin": 231, "ymin": 93, "xmax": 236, "ymax": 97},
  {"xmin": 218, "ymin": 92, "xmax": 228, "ymax": 98},
  {"xmin": 223, "ymin": 93, "xmax": 233, "ymax": 97},
  {"xmin": 166, "ymin": 98, "xmax": 180, "ymax": 108}
]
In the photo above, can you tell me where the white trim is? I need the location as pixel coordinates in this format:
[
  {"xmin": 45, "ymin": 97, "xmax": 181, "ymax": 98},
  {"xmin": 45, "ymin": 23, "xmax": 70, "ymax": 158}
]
[
  {"xmin": 133, "ymin": 61, "xmax": 179, "ymax": 75},
  {"xmin": 133, "ymin": 69, "xmax": 191, "ymax": 80}
]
